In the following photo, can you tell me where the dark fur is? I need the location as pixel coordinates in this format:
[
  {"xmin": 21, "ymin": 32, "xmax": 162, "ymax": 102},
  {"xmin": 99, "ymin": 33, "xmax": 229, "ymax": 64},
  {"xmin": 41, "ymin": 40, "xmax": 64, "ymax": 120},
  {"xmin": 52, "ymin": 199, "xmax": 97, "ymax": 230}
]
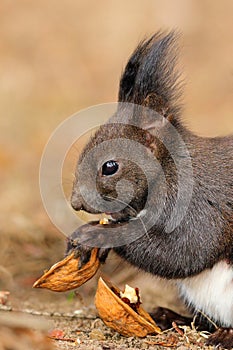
[
  {"xmin": 71, "ymin": 32, "xmax": 233, "ymax": 346},
  {"xmin": 72, "ymin": 31, "xmax": 233, "ymax": 278}
]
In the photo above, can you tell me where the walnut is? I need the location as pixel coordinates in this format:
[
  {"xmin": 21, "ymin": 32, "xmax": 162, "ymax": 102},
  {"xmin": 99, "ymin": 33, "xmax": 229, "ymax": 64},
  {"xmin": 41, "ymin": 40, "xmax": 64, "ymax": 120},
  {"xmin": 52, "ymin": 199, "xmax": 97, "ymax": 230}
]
[
  {"xmin": 33, "ymin": 248, "xmax": 100, "ymax": 292},
  {"xmin": 95, "ymin": 277, "xmax": 161, "ymax": 337}
]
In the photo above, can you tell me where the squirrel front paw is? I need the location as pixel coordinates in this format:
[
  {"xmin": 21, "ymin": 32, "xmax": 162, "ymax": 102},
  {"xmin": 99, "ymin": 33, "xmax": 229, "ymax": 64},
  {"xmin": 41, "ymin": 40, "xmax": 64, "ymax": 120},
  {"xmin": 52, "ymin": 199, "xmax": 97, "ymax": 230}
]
[{"xmin": 66, "ymin": 222, "xmax": 110, "ymax": 269}]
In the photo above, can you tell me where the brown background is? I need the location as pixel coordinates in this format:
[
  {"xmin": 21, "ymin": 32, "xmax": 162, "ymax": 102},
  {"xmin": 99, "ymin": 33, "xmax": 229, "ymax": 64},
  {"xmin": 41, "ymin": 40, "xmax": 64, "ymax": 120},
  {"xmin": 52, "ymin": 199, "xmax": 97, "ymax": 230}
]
[{"xmin": 0, "ymin": 0, "xmax": 232, "ymax": 311}]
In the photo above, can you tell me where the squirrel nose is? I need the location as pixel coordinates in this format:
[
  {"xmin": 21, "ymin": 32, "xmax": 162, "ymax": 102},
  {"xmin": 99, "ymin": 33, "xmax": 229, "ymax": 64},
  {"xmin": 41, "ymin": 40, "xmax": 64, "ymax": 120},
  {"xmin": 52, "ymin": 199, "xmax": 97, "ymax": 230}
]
[
  {"xmin": 71, "ymin": 201, "xmax": 84, "ymax": 211},
  {"xmin": 70, "ymin": 191, "xmax": 84, "ymax": 211},
  {"xmin": 71, "ymin": 186, "xmax": 101, "ymax": 214}
]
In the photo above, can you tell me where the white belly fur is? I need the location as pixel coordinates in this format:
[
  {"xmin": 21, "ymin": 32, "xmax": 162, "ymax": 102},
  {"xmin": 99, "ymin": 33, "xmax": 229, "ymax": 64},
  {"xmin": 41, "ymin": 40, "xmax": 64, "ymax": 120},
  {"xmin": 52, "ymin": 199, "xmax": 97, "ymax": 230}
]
[{"xmin": 177, "ymin": 261, "xmax": 233, "ymax": 327}]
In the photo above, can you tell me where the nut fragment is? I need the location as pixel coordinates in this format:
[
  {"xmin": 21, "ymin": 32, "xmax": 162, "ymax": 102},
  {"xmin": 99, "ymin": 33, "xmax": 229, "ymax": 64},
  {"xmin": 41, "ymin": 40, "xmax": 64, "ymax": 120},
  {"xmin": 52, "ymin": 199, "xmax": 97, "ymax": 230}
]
[
  {"xmin": 95, "ymin": 277, "xmax": 161, "ymax": 337},
  {"xmin": 99, "ymin": 218, "xmax": 109, "ymax": 225},
  {"xmin": 120, "ymin": 284, "xmax": 140, "ymax": 304},
  {"xmin": 33, "ymin": 248, "xmax": 100, "ymax": 292}
]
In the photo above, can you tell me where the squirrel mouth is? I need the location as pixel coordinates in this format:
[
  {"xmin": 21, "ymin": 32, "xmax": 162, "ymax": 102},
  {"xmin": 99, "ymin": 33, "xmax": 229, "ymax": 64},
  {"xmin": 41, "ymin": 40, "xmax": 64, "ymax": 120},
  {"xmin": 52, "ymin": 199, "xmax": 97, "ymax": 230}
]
[
  {"xmin": 102, "ymin": 208, "xmax": 147, "ymax": 224},
  {"xmin": 104, "ymin": 212, "xmax": 134, "ymax": 223}
]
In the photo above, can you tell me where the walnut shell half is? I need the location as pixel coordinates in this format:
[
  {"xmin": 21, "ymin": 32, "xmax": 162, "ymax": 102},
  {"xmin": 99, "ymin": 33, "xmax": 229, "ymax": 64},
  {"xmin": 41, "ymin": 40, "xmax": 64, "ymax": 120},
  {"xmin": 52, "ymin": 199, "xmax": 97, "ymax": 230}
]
[
  {"xmin": 33, "ymin": 248, "xmax": 100, "ymax": 292},
  {"xmin": 95, "ymin": 277, "xmax": 161, "ymax": 337}
]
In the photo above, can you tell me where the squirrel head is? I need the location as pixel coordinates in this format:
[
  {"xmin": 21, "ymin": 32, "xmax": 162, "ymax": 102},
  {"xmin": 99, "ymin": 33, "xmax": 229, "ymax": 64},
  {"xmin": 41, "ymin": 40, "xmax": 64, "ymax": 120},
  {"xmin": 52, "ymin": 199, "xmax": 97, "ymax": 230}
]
[{"xmin": 71, "ymin": 31, "xmax": 182, "ymax": 223}]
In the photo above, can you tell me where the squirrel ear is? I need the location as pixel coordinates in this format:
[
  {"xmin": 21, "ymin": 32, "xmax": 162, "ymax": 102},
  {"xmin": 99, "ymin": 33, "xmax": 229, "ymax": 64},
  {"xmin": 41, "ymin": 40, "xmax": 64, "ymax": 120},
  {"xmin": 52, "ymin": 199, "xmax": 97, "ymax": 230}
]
[
  {"xmin": 118, "ymin": 35, "xmax": 156, "ymax": 103},
  {"xmin": 118, "ymin": 31, "xmax": 182, "ymax": 123},
  {"xmin": 131, "ymin": 102, "xmax": 172, "ymax": 135},
  {"xmin": 143, "ymin": 93, "xmax": 170, "ymax": 118}
]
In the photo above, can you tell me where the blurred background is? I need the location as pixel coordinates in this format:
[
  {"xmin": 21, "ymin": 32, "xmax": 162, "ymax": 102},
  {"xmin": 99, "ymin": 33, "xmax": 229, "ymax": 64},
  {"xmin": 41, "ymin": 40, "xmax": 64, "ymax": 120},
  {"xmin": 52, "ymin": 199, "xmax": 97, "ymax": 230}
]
[{"xmin": 0, "ymin": 0, "xmax": 232, "ymax": 312}]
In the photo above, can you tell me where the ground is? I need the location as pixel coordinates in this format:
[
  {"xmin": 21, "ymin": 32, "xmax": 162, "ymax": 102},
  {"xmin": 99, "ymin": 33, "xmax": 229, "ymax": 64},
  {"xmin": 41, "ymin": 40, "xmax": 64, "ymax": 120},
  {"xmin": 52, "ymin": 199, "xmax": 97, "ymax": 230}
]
[
  {"xmin": 0, "ymin": 231, "xmax": 213, "ymax": 350},
  {"xmin": 0, "ymin": 290, "xmax": 211, "ymax": 350}
]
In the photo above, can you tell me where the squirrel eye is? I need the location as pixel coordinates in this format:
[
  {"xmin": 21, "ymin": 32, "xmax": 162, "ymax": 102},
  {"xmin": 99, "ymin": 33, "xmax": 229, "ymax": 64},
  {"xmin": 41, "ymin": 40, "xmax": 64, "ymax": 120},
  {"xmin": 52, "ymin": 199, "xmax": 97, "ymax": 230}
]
[{"xmin": 102, "ymin": 160, "xmax": 119, "ymax": 176}]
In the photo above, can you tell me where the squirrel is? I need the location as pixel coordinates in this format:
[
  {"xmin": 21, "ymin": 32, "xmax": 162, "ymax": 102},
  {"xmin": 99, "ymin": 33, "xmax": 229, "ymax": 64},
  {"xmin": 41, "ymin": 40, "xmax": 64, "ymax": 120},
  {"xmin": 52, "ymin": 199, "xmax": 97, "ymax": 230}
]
[{"xmin": 69, "ymin": 31, "xmax": 233, "ymax": 348}]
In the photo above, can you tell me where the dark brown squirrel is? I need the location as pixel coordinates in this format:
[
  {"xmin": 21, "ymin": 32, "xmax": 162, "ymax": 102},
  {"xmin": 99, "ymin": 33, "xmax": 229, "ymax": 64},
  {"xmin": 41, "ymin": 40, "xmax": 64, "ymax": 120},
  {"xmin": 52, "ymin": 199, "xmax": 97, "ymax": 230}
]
[{"xmin": 69, "ymin": 32, "xmax": 233, "ymax": 348}]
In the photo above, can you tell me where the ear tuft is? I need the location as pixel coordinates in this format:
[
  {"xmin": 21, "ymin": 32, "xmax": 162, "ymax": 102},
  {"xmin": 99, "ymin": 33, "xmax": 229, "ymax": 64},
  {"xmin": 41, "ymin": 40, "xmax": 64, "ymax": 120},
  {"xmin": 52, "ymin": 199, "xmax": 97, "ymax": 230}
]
[
  {"xmin": 118, "ymin": 34, "xmax": 157, "ymax": 103},
  {"xmin": 118, "ymin": 31, "xmax": 182, "ymax": 122}
]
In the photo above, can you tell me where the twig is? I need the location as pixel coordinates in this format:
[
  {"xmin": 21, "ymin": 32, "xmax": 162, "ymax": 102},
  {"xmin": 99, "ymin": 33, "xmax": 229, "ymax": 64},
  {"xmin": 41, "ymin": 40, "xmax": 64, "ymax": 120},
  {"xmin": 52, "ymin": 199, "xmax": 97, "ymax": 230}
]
[{"xmin": 172, "ymin": 321, "xmax": 184, "ymax": 336}]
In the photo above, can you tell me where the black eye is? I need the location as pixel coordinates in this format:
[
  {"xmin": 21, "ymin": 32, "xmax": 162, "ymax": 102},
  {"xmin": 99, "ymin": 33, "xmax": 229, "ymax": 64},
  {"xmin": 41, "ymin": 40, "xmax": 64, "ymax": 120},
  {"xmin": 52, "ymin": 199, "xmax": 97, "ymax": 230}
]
[{"xmin": 102, "ymin": 160, "xmax": 119, "ymax": 176}]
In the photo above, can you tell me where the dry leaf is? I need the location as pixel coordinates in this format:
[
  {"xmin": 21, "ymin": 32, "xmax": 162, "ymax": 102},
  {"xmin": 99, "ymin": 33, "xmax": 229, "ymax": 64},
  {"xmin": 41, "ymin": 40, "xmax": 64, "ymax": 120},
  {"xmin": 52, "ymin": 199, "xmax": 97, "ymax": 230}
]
[
  {"xmin": 33, "ymin": 248, "xmax": 100, "ymax": 292},
  {"xmin": 95, "ymin": 277, "xmax": 161, "ymax": 337},
  {"xmin": 48, "ymin": 329, "xmax": 65, "ymax": 339}
]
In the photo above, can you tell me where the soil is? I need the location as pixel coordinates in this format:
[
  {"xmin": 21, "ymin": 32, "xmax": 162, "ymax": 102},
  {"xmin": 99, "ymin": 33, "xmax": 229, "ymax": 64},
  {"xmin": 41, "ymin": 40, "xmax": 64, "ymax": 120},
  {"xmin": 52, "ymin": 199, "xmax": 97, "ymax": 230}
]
[
  {"xmin": 0, "ymin": 233, "xmax": 212, "ymax": 350},
  {"xmin": 0, "ymin": 295, "xmax": 211, "ymax": 350}
]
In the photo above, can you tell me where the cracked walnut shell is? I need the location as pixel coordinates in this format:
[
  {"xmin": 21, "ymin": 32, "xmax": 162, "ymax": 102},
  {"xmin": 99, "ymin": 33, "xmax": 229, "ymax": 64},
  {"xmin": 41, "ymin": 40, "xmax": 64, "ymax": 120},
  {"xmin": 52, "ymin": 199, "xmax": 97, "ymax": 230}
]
[
  {"xmin": 95, "ymin": 277, "xmax": 161, "ymax": 337},
  {"xmin": 33, "ymin": 248, "xmax": 100, "ymax": 292}
]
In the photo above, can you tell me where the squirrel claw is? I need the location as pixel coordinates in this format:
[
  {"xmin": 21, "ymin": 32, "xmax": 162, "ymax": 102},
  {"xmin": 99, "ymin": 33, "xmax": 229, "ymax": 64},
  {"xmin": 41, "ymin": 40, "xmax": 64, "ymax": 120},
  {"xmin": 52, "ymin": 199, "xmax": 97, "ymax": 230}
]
[
  {"xmin": 76, "ymin": 246, "xmax": 110, "ymax": 269},
  {"xmin": 66, "ymin": 226, "xmax": 110, "ymax": 269}
]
